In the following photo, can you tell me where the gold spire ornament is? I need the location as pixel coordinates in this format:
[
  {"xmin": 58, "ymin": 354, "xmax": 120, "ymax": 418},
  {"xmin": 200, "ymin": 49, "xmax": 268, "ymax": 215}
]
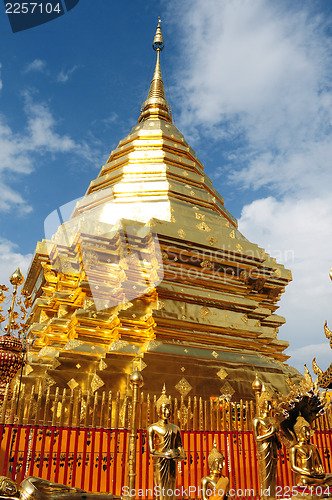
[
  {"xmin": 0, "ymin": 269, "xmax": 32, "ymax": 398},
  {"xmin": 139, "ymin": 19, "xmax": 172, "ymax": 123}
]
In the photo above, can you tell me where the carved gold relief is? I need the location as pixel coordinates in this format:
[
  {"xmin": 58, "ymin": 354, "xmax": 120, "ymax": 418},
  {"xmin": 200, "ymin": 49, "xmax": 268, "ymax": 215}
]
[
  {"xmin": 175, "ymin": 377, "xmax": 192, "ymax": 396},
  {"xmin": 196, "ymin": 222, "xmax": 211, "ymax": 232}
]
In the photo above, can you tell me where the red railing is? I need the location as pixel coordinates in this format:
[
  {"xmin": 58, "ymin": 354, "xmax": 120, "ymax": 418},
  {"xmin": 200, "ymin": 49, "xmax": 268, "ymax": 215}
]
[{"xmin": 1, "ymin": 424, "xmax": 332, "ymax": 498}]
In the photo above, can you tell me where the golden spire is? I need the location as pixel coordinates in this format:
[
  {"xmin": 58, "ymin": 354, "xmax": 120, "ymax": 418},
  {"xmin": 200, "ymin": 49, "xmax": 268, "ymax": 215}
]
[{"xmin": 138, "ymin": 19, "xmax": 172, "ymax": 123}]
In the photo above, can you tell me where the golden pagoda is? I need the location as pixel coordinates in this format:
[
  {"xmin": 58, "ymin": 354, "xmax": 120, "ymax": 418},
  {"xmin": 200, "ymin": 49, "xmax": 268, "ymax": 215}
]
[{"xmin": 22, "ymin": 21, "xmax": 300, "ymax": 401}]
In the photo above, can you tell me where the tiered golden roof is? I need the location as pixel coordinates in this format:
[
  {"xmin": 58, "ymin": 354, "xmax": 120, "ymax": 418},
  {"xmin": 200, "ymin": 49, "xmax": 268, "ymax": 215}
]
[{"xmin": 22, "ymin": 22, "xmax": 300, "ymax": 400}]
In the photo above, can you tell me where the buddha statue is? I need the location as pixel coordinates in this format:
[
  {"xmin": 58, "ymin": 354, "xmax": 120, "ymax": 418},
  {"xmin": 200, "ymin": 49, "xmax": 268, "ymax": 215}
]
[
  {"xmin": 290, "ymin": 416, "xmax": 332, "ymax": 486},
  {"xmin": 201, "ymin": 440, "xmax": 229, "ymax": 500},
  {"xmin": 252, "ymin": 385, "xmax": 280, "ymax": 498},
  {"xmin": 147, "ymin": 385, "xmax": 186, "ymax": 500}
]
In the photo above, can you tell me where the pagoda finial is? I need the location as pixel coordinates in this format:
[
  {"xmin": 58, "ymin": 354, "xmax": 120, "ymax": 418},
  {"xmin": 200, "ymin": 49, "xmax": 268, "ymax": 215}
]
[{"xmin": 138, "ymin": 20, "xmax": 172, "ymax": 124}]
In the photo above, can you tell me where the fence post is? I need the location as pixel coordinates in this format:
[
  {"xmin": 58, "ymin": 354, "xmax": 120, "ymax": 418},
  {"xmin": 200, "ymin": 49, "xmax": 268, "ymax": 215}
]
[{"xmin": 127, "ymin": 368, "xmax": 144, "ymax": 498}]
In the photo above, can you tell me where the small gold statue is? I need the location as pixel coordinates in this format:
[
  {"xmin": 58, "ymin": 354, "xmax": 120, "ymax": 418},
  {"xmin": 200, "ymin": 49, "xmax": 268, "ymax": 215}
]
[
  {"xmin": 147, "ymin": 385, "xmax": 186, "ymax": 500},
  {"xmin": 201, "ymin": 440, "xmax": 229, "ymax": 500},
  {"xmin": 290, "ymin": 416, "xmax": 332, "ymax": 486},
  {"xmin": 0, "ymin": 476, "xmax": 118, "ymax": 500},
  {"xmin": 0, "ymin": 477, "xmax": 19, "ymax": 498},
  {"xmin": 252, "ymin": 385, "xmax": 280, "ymax": 499}
]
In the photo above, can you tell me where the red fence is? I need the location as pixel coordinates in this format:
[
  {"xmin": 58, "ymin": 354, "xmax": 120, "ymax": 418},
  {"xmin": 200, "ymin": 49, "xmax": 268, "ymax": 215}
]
[{"xmin": 1, "ymin": 424, "xmax": 332, "ymax": 498}]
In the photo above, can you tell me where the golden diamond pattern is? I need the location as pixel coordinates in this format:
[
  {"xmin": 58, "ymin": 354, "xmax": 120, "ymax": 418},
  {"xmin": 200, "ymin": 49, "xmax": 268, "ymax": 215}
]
[
  {"xmin": 99, "ymin": 359, "xmax": 107, "ymax": 371},
  {"xmin": 175, "ymin": 377, "xmax": 192, "ymax": 397},
  {"xmin": 44, "ymin": 375, "xmax": 56, "ymax": 388},
  {"xmin": 63, "ymin": 339, "xmax": 83, "ymax": 351},
  {"xmin": 196, "ymin": 222, "xmax": 211, "ymax": 232},
  {"xmin": 211, "ymin": 351, "xmax": 219, "ymax": 358},
  {"xmin": 217, "ymin": 368, "xmax": 228, "ymax": 380},
  {"xmin": 91, "ymin": 374, "xmax": 104, "ymax": 392},
  {"xmin": 133, "ymin": 358, "xmax": 147, "ymax": 372},
  {"xmin": 25, "ymin": 365, "xmax": 34, "ymax": 375},
  {"xmin": 200, "ymin": 307, "xmax": 210, "ymax": 317},
  {"xmin": 220, "ymin": 381, "xmax": 235, "ymax": 397},
  {"xmin": 67, "ymin": 378, "xmax": 79, "ymax": 390},
  {"xmin": 38, "ymin": 346, "xmax": 57, "ymax": 357}
]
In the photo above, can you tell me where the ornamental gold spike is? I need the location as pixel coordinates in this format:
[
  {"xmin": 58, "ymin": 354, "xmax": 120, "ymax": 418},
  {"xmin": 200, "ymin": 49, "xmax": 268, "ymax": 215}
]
[
  {"xmin": 9, "ymin": 267, "xmax": 24, "ymax": 286},
  {"xmin": 139, "ymin": 20, "xmax": 172, "ymax": 124}
]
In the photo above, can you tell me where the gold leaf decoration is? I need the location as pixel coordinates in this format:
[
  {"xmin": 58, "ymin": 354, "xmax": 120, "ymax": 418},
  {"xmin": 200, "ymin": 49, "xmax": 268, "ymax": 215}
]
[
  {"xmin": 91, "ymin": 374, "xmax": 104, "ymax": 392},
  {"xmin": 25, "ymin": 365, "xmax": 34, "ymax": 376},
  {"xmin": 175, "ymin": 377, "xmax": 192, "ymax": 397},
  {"xmin": 230, "ymin": 230, "xmax": 236, "ymax": 239},
  {"xmin": 110, "ymin": 340, "xmax": 129, "ymax": 351},
  {"xmin": 196, "ymin": 222, "xmax": 211, "ymax": 232},
  {"xmin": 200, "ymin": 307, "xmax": 210, "ymax": 317},
  {"xmin": 211, "ymin": 351, "xmax": 219, "ymax": 359},
  {"xmin": 241, "ymin": 315, "xmax": 248, "ymax": 324},
  {"xmin": 220, "ymin": 381, "xmax": 235, "ymax": 397},
  {"xmin": 38, "ymin": 346, "xmax": 57, "ymax": 358},
  {"xmin": 216, "ymin": 368, "xmax": 228, "ymax": 380},
  {"xmin": 53, "ymin": 358, "xmax": 61, "ymax": 369},
  {"xmin": 99, "ymin": 359, "xmax": 107, "ymax": 371},
  {"xmin": 63, "ymin": 339, "xmax": 84, "ymax": 351},
  {"xmin": 67, "ymin": 378, "xmax": 79, "ymax": 390},
  {"xmin": 236, "ymin": 244, "xmax": 243, "ymax": 252},
  {"xmin": 200, "ymin": 260, "xmax": 213, "ymax": 269},
  {"xmin": 177, "ymin": 229, "xmax": 186, "ymax": 239},
  {"xmin": 207, "ymin": 236, "xmax": 217, "ymax": 246},
  {"xmin": 44, "ymin": 375, "xmax": 56, "ymax": 388}
]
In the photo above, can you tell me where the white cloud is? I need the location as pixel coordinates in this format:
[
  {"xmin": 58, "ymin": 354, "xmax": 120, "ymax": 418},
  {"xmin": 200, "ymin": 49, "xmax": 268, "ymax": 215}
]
[
  {"xmin": 238, "ymin": 196, "xmax": 332, "ymax": 366},
  {"xmin": 287, "ymin": 344, "xmax": 331, "ymax": 375},
  {"xmin": 57, "ymin": 65, "xmax": 79, "ymax": 83},
  {"xmin": 168, "ymin": 0, "xmax": 332, "ymax": 373},
  {"xmin": 23, "ymin": 59, "xmax": 47, "ymax": 74},
  {"xmin": 0, "ymin": 91, "xmax": 96, "ymax": 213},
  {"xmin": 0, "ymin": 238, "xmax": 32, "ymax": 286}
]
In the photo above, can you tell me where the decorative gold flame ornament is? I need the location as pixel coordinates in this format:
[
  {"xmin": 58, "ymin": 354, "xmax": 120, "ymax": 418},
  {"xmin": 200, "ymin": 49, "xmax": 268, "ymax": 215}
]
[
  {"xmin": 0, "ymin": 269, "xmax": 31, "ymax": 398},
  {"xmin": 201, "ymin": 440, "xmax": 229, "ymax": 500},
  {"xmin": 147, "ymin": 384, "xmax": 185, "ymax": 500}
]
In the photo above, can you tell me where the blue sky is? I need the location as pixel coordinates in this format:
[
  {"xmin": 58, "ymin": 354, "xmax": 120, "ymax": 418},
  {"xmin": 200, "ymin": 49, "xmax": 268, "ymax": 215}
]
[{"xmin": 1, "ymin": 0, "xmax": 332, "ymax": 374}]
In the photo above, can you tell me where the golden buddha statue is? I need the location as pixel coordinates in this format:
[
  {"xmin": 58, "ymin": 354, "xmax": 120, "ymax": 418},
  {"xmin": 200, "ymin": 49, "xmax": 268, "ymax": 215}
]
[
  {"xmin": 0, "ymin": 476, "xmax": 118, "ymax": 500},
  {"xmin": 252, "ymin": 385, "xmax": 280, "ymax": 498},
  {"xmin": 0, "ymin": 477, "xmax": 19, "ymax": 498},
  {"xmin": 290, "ymin": 416, "xmax": 332, "ymax": 486},
  {"xmin": 147, "ymin": 385, "xmax": 186, "ymax": 500},
  {"xmin": 201, "ymin": 441, "xmax": 229, "ymax": 500}
]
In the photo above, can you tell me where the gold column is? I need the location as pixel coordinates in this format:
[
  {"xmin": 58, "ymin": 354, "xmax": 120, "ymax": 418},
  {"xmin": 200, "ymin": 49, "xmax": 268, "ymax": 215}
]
[{"xmin": 127, "ymin": 367, "xmax": 144, "ymax": 497}]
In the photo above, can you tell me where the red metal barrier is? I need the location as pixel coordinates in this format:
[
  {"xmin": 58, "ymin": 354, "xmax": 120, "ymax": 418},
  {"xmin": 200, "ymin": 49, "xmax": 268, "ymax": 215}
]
[{"xmin": 0, "ymin": 424, "xmax": 331, "ymax": 498}]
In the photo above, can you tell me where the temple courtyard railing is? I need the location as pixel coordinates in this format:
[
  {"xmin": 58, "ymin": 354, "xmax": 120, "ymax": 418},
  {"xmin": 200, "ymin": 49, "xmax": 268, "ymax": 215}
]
[{"xmin": 0, "ymin": 383, "xmax": 331, "ymax": 498}]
